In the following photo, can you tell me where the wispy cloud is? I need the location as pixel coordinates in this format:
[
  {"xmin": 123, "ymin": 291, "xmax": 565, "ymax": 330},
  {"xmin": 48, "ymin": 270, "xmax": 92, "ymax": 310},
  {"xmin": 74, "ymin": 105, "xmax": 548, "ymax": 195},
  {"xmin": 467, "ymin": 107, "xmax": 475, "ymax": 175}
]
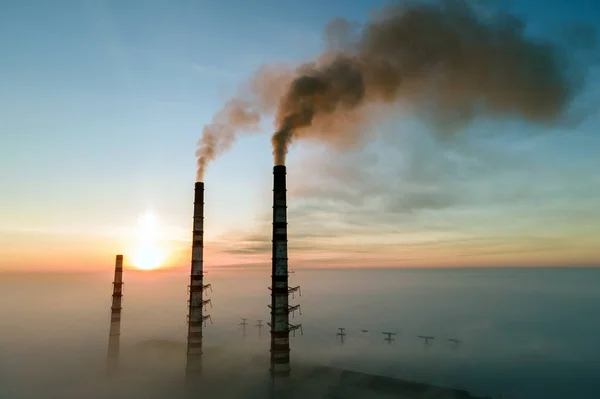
[{"xmin": 213, "ymin": 123, "xmax": 600, "ymax": 266}]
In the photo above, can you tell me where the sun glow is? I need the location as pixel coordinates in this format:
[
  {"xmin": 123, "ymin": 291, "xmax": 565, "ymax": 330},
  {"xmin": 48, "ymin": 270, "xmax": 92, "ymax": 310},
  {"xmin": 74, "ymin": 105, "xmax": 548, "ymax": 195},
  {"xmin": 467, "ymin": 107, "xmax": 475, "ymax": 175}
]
[{"xmin": 131, "ymin": 211, "xmax": 168, "ymax": 270}]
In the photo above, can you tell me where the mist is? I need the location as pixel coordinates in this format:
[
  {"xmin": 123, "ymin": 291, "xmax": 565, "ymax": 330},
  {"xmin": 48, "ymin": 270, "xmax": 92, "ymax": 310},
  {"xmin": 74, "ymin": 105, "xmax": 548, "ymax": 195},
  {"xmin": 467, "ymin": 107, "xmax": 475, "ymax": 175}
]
[
  {"xmin": 1, "ymin": 268, "xmax": 599, "ymax": 398},
  {"xmin": 196, "ymin": 0, "xmax": 592, "ymax": 177}
]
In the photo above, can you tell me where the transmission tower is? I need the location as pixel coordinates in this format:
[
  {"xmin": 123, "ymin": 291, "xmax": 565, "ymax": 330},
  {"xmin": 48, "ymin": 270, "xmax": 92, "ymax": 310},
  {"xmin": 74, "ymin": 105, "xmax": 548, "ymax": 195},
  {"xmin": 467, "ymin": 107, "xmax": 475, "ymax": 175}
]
[
  {"xmin": 256, "ymin": 320, "xmax": 264, "ymax": 338},
  {"xmin": 336, "ymin": 328, "xmax": 347, "ymax": 344},
  {"xmin": 382, "ymin": 332, "xmax": 397, "ymax": 345},
  {"xmin": 418, "ymin": 335, "xmax": 435, "ymax": 346},
  {"xmin": 239, "ymin": 318, "xmax": 248, "ymax": 337}
]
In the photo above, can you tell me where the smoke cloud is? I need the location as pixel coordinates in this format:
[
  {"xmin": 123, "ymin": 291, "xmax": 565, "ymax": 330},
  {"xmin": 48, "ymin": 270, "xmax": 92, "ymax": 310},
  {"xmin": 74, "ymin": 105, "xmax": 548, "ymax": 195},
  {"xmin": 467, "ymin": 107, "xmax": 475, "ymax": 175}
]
[{"xmin": 196, "ymin": 0, "xmax": 589, "ymax": 172}]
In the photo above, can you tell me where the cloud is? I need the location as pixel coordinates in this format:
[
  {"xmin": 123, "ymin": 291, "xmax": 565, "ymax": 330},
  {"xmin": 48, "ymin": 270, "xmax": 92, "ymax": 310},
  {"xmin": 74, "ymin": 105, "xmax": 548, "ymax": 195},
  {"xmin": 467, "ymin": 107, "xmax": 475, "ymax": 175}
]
[{"xmin": 213, "ymin": 119, "xmax": 600, "ymax": 264}]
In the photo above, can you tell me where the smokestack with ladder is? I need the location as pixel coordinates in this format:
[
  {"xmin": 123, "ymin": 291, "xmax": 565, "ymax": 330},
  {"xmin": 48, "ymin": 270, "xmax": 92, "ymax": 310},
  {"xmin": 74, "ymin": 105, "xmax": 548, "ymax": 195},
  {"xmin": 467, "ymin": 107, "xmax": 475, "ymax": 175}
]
[
  {"xmin": 186, "ymin": 182, "xmax": 212, "ymax": 381},
  {"xmin": 270, "ymin": 165, "xmax": 293, "ymax": 376},
  {"xmin": 107, "ymin": 254, "xmax": 124, "ymax": 375}
]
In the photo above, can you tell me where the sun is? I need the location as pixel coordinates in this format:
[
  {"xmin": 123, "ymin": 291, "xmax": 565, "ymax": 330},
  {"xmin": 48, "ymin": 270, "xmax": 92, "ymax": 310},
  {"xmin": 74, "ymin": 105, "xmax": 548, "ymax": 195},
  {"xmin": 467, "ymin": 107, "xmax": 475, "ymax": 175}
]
[
  {"xmin": 131, "ymin": 211, "xmax": 168, "ymax": 271},
  {"xmin": 133, "ymin": 245, "xmax": 166, "ymax": 271}
]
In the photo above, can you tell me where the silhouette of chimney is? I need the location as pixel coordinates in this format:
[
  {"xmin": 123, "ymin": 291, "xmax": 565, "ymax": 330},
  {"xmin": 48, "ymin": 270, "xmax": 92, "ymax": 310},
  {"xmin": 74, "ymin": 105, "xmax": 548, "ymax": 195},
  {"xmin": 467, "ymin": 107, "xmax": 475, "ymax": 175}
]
[
  {"xmin": 270, "ymin": 165, "xmax": 291, "ymax": 376},
  {"xmin": 107, "ymin": 254, "xmax": 123, "ymax": 375},
  {"xmin": 186, "ymin": 182, "xmax": 212, "ymax": 382}
]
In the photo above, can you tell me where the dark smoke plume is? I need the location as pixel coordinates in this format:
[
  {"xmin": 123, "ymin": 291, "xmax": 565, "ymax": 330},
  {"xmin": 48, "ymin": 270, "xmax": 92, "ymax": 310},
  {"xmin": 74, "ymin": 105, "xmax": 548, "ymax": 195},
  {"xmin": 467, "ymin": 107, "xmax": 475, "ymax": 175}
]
[{"xmin": 197, "ymin": 0, "xmax": 588, "ymax": 171}]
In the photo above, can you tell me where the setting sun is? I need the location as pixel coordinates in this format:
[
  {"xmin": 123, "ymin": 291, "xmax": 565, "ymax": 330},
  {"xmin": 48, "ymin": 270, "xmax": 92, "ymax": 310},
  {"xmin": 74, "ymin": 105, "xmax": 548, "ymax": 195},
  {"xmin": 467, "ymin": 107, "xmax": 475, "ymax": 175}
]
[{"xmin": 131, "ymin": 211, "xmax": 168, "ymax": 270}]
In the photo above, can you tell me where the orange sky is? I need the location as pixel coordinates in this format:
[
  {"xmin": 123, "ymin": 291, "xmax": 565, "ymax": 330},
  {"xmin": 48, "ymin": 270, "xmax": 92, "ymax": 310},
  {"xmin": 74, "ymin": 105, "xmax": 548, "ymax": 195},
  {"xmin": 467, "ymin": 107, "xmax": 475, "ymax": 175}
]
[{"xmin": 1, "ymin": 224, "xmax": 597, "ymax": 273}]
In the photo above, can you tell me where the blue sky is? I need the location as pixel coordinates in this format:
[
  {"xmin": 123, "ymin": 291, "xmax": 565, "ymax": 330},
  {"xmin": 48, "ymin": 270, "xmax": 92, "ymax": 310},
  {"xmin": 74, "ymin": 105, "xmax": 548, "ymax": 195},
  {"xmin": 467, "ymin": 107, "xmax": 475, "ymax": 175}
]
[{"xmin": 1, "ymin": 0, "xmax": 599, "ymax": 270}]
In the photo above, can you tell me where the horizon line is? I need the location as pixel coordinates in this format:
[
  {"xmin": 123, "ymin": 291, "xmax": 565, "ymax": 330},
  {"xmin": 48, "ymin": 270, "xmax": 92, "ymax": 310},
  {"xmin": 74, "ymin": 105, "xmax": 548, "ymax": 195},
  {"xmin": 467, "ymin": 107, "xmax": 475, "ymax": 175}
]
[{"xmin": 2, "ymin": 264, "xmax": 599, "ymax": 274}]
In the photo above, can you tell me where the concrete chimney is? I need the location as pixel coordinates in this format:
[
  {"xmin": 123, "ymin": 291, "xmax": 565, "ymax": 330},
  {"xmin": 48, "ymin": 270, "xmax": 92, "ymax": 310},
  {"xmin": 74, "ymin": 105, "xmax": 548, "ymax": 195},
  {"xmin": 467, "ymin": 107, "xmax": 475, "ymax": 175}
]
[
  {"xmin": 270, "ymin": 165, "xmax": 291, "ymax": 376},
  {"xmin": 107, "ymin": 254, "xmax": 123, "ymax": 375},
  {"xmin": 186, "ymin": 182, "xmax": 211, "ymax": 380}
]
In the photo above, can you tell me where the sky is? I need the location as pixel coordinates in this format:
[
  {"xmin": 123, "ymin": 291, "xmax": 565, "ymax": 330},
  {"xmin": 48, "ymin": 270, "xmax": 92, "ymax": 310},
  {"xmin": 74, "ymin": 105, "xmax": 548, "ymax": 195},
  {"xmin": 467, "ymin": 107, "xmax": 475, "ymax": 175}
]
[{"xmin": 1, "ymin": 0, "xmax": 599, "ymax": 272}]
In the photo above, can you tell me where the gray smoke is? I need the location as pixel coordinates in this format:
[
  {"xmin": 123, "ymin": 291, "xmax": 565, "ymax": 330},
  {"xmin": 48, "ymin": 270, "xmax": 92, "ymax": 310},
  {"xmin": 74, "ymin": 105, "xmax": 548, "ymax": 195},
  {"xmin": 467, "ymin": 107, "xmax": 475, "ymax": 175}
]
[{"xmin": 196, "ymin": 99, "xmax": 260, "ymax": 181}]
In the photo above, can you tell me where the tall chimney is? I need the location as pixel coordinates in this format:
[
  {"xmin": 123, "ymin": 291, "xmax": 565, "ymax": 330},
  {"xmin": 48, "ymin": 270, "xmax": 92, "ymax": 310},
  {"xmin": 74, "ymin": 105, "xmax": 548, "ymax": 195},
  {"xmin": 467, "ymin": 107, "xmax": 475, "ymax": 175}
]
[
  {"xmin": 186, "ymin": 182, "xmax": 212, "ymax": 380},
  {"xmin": 107, "ymin": 254, "xmax": 123, "ymax": 375},
  {"xmin": 270, "ymin": 165, "xmax": 291, "ymax": 376}
]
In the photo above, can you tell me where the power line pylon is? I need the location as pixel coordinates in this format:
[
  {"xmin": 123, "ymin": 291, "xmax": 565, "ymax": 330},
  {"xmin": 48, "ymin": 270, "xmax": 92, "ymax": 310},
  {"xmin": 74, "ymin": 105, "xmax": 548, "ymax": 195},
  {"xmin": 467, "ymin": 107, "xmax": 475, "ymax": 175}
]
[
  {"xmin": 382, "ymin": 332, "xmax": 397, "ymax": 345},
  {"xmin": 256, "ymin": 320, "xmax": 264, "ymax": 338},
  {"xmin": 239, "ymin": 318, "xmax": 248, "ymax": 337},
  {"xmin": 336, "ymin": 328, "xmax": 347, "ymax": 344}
]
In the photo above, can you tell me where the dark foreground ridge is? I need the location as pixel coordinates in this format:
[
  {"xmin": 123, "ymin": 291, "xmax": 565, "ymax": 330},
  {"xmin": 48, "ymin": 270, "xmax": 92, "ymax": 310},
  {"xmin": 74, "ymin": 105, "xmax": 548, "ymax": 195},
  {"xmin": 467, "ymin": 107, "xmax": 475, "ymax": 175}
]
[{"xmin": 293, "ymin": 364, "xmax": 490, "ymax": 399}]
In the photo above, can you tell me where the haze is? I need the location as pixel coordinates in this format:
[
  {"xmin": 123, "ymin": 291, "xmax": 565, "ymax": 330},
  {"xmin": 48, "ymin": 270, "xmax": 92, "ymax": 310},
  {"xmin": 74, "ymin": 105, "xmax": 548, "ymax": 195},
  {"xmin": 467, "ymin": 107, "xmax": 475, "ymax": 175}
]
[
  {"xmin": 1, "ymin": 1, "xmax": 600, "ymax": 398},
  {"xmin": 1, "ymin": 268, "xmax": 599, "ymax": 398}
]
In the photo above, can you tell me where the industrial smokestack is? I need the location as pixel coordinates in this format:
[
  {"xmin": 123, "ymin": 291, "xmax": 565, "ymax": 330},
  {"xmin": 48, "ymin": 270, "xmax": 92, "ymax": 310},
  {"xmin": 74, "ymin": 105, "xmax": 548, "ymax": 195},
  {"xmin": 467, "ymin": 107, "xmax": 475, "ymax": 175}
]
[
  {"xmin": 186, "ymin": 182, "xmax": 212, "ymax": 381},
  {"xmin": 270, "ymin": 165, "xmax": 291, "ymax": 376},
  {"xmin": 107, "ymin": 254, "xmax": 123, "ymax": 375}
]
